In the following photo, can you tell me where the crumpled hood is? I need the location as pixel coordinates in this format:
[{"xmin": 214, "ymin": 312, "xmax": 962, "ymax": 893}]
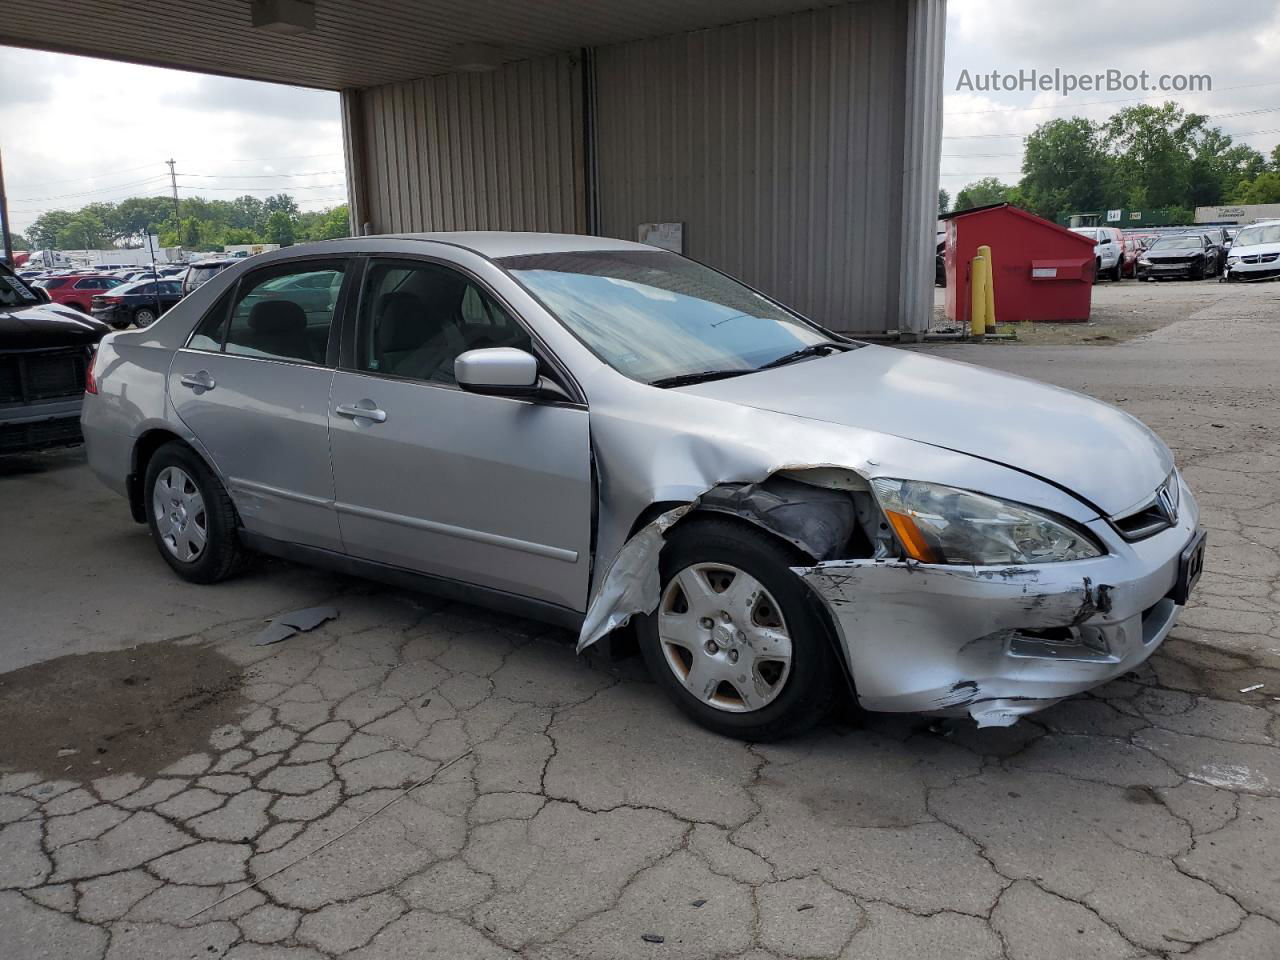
[
  {"xmin": 680, "ymin": 344, "xmax": 1172, "ymax": 516},
  {"xmin": 0, "ymin": 302, "xmax": 110, "ymax": 349}
]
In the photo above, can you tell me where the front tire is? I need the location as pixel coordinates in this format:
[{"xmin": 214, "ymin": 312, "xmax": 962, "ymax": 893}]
[
  {"xmin": 638, "ymin": 517, "xmax": 839, "ymax": 741},
  {"xmin": 144, "ymin": 442, "xmax": 244, "ymax": 583}
]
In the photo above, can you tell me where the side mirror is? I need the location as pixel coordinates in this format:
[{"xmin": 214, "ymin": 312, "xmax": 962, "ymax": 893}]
[
  {"xmin": 455, "ymin": 347, "xmax": 557, "ymax": 399},
  {"xmin": 1099, "ymin": 236, "xmax": 1112, "ymax": 245}
]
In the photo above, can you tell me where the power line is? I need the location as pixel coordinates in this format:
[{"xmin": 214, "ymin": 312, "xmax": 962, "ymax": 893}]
[
  {"xmin": 12, "ymin": 175, "xmax": 171, "ymax": 203},
  {"xmin": 180, "ymin": 171, "xmax": 342, "ymax": 179}
]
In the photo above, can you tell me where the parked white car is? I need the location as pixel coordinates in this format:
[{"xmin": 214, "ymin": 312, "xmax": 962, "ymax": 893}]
[
  {"xmin": 1225, "ymin": 220, "xmax": 1280, "ymax": 282},
  {"xmin": 1070, "ymin": 226, "xmax": 1124, "ymax": 282}
]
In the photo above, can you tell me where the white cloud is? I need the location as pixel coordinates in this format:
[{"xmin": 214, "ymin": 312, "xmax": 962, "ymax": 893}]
[
  {"xmin": 2, "ymin": 47, "xmax": 344, "ymax": 234},
  {"xmin": 943, "ymin": 0, "xmax": 1280, "ymax": 193}
]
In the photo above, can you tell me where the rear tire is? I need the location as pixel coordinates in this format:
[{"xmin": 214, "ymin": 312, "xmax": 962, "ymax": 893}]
[
  {"xmin": 1110, "ymin": 260, "xmax": 1123, "ymax": 281},
  {"xmin": 638, "ymin": 516, "xmax": 839, "ymax": 741},
  {"xmin": 144, "ymin": 442, "xmax": 245, "ymax": 583},
  {"xmin": 133, "ymin": 307, "xmax": 157, "ymax": 327}
]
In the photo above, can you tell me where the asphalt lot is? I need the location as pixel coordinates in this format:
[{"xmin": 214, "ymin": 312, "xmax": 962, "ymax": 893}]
[{"xmin": 2, "ymin": 279, "xmax": 1279, "ymax": 959}]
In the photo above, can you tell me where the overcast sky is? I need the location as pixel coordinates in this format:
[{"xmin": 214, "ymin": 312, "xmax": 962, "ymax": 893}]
[{"xmin": 2, "ymin": 0, "xmax": 1278, "ymax": 236}]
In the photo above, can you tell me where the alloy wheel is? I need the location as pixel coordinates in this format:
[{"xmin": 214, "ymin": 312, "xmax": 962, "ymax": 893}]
[
  {"xmin": 152, "ymin": 466, "xmax": 207, "ymax": 562},
  {"xmin": 657, "ymin": 562, "xmax": 793, "ymax": 713}
]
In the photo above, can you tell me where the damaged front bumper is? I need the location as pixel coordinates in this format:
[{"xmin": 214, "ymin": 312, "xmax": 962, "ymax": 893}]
[{"xmin": 797, "ymin": 492, "xmax": 1201, "ymax": 727}]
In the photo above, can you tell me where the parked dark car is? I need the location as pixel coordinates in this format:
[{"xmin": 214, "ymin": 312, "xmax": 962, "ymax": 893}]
[
  {"xmin": 0, "ymin": 262, "xmax": 110, "ymax": 454},
  {"xmin": 934, "ymin": 237, "xmax": 946, "ymax": 286},
  {"xmin": 91, "ymin": 278, "xmax": 184, "ymax": 329},
  {"xmin": 181, "ymin": 258, "xmax": 240, "ymax": 297},
  {"xmin": 1135, "ymin": 234, "xmax": 1220, "ymax": 281}
]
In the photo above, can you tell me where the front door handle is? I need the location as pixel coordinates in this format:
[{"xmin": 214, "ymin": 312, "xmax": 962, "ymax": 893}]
[
  {"xmin": 180, "ymin": 371, "xmax": 216, "ymax": 390},
  {"xmin": 335, "ymin": 402, "xmax": 387, "ymax": 423}
]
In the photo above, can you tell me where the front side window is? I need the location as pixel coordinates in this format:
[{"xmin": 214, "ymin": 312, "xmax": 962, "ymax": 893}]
[
  {"xmin": 214, "ymin": 262, "xmax": 345, "ymax": 364},
  {"xmin": 355, "ymin": 259, "xmax": 531, "ymax": 385},
  {"xmin": 498, "ymin": 249, "xmax": 832, "ymax": 384}
]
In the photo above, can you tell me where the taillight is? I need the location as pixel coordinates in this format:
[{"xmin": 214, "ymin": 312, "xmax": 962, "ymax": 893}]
[
  {"xmin": 85, "ymin": 349, "xmax": 99, "ymax": 395},
  {"xmin": 100, "ymin": 295, "xmax": 123, "ymax": 304}
]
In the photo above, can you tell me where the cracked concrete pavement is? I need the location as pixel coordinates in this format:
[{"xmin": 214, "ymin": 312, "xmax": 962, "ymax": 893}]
[{"xmin": 3, "ymin": 290, "xmax": 1280, "ymax": 958}]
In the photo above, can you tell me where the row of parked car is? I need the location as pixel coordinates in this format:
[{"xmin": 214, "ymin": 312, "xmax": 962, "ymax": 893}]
[
  {"xmin": 935, "ymin": 219, "xmax": 1279, "ymax": 286},
  {"xmin": 15, "ymin": 256, "xmax": 243, "ymax": 329},
  {"xmin": 1069, "ymin": 225, "xmax": 1241, "ymax": 282}
]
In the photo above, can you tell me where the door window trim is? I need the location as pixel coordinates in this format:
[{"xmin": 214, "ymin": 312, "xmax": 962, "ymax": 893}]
[
  {"xmin": 183, "ymin": 254, "xmax": 355, "ymax": 369},
  {"xmin": 338, "ymin": 253, "xmax": 585, "ymax": 407}
]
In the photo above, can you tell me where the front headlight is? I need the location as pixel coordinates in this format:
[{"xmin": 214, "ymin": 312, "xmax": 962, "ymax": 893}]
[
  {"xmin": 1227, "ymin": 256, "xmax": 1240, "ymax": 266},
  {"xmin": 1138, "ymin": 258, "xmax": 1151, "ymax": 266},
  {"xmin": 871, "ymin": 478, "xmax": 1103, "ymax": 565}
]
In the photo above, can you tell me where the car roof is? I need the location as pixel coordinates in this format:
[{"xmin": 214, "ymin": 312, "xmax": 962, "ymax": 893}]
[{"xmin": 365, "ymin": 231, "xmax": 652, "ymax": 259}]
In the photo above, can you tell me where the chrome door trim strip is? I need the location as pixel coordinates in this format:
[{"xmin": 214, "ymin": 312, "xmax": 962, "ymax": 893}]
[{"xmin": 334, "ymin": 500, "xmax": 580, "ymax": 564}]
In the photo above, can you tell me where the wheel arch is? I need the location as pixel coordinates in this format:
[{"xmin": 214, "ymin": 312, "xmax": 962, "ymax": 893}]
[
  {"xmin": 626, "ymin": 475, "xmax": 868, "ymax": 701},
  {"xmin": 128, "ymin": 429, "xmax": 215, "ymax": 524}
]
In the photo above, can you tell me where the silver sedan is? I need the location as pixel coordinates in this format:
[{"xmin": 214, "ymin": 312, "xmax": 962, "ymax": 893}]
[{"xmin": 82, "ymin": 233, "xmax": 1205, "ymax": 739}]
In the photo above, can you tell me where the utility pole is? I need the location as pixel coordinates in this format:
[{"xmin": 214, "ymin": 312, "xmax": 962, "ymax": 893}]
[
  {"xmin": 0, "ymin": 148, "xmax": 13, "ymax": 266},
  {"xmin": 166, "ymin": 158, "xmax": 181, "ymax": 224}
]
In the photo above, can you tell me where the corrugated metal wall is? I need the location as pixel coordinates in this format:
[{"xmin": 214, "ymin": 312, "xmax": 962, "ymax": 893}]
[
  {"xmin": 354, "ymin": 54, "xmax": 585, "ymax": 235},
  {"xmin": 593, "ymin": 3, "xmax": 909, "ymax": 333}
]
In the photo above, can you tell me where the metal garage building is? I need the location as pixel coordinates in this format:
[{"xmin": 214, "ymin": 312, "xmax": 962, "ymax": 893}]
[{"xmin": 2, "ymin": 0, "xmax": 946, "ymax": 335}]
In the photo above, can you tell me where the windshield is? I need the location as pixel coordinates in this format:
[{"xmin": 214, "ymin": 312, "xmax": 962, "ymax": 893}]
[
  {"xmin": 498, "ymin": 249, "xmax": 838, "ymax": 384},
  {"xmin": 1150, "ymin": 236, "xmax": 1203, "ymax": 251},
  {"xmin": 1234, "ymin": 223, "xmax": 1280, "ymax": 247},
  {"xmin": 0, "ymin": 266, "xmax": 41, "ymax": 308}
]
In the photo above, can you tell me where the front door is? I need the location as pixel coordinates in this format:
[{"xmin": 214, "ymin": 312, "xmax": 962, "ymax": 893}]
[
  {"xmin": 327, "ymin": 257, "xmax": 592, "ymax": 612},
  {"xmin": 168, "ymin": 257, "xmax": 350, "ymax": 552}
]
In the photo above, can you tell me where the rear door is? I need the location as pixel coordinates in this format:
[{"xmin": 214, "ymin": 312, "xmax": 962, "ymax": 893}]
[
  {"xmin": 326, "ymin": 255, "xmax": 593, "ymax": 612},
  {"xmin": 168, "ymin": 257, "xmax": 351, "ymax": 552}
]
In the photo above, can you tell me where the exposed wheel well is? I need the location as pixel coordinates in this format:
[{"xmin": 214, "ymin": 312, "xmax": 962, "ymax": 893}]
[{"xmin": 128, "ymin": 430, "xmax": 193, "ymax": 523}]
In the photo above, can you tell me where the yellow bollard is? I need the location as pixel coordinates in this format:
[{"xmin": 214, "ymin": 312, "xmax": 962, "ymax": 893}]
[
  {"xmin": 977, "ymin": 244, "xmax": 995, "ymax": 334},
  {"xmin": 970, "ymin": 254, "xmax": 988, "ymax": 338}
]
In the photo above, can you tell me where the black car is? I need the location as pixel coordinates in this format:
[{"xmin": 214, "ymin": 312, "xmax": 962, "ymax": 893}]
[
  {"xmin": 90, "ymin": 277, "xmax": 183, "ymax": 329},
  {"xmin": 934, "ymin": 238, "xmax": 946, "ymax": 286},
  {"xmin": 0, "ymin": 263, "xmax": 110, "ymax": 454},
  {"xmin": 1136, "ymin": 234, "xmax": 1221, "ymax": 281}
]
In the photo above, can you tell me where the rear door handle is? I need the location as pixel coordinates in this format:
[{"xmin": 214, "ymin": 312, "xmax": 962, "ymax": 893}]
[
  {"xmin": 335, "ymin": 402, "xmax": 387, "ymax": 423},
  {"xmin": 180, "ymin": 371, "xmax": 216, "ymax": 390}
]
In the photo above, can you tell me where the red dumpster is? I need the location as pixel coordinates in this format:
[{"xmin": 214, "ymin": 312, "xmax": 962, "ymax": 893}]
[{"xmin": 942, "ymin": 203, "xmax": 1096, "ymax": 324}]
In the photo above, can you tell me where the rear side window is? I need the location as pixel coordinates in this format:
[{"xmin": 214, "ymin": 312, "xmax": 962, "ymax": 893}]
[
  {"xmin": 41, "ymin": 277, "xmax": 68, "ymax": 290},
  {"xmin": 222, "ymin": 261, "xmax": 346, "ymax": 365}
]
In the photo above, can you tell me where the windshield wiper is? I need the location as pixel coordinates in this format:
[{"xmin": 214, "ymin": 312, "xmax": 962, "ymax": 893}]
[
  {"xmin": 648, "ymin": 369, "xmax": 752, "ymax": 389},
  {"xmin": 755, "ymin": 342, "xmax": 849, "ymax": 371}
]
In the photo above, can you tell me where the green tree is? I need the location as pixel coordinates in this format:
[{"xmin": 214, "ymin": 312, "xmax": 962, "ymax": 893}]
[
  {"xmin": 228, "ymin": 195, "xmax": 266, "ymax": 232},
  {"xmin": 1018, "ymin": 117, "xmax": 1114, "ymax": 219},
  {"xmin": 1271, "ymin": 144, "xmax": 1280, "ymax": 173},
  {"xmin": 1188, "ymin": 130, "xmax": 1266, "ymax": 208},
  {"xmin": 937, "ymin": 189, "xmax": 950, "ymax": 215},
  {"xmin": 262, "ymin": 194, "xmax": 300, "ymax": 221},
  {"xmin": 26, "ymin": 210, "xmax": 77, "ymax": 249},
  {"xmin": 115, "ymin": 197, "xmax": 176, "ymax": 246},
  {"xmin": 54, "ymin": 214, "xmax": 111, "ymax": 250},
  {"xmin": 955, "ymin": 177, "xmax": 1013, "ymax": 211},
  {"xmin": 1232, "ymin": 171, "xmax": 1280, "ymax": 204},
  {"xmin": 1103, "ymin": 102, "xmax": 1207, "ymax": 209},
  {"xmin": 222, "ymin": 227, "xmax": 260, "ymax": 245},
  {"xmin": 263, "ymin": 210, "xmax": 296, "ymax": 246},
  {"xmin": 6, "ymin": 230, "xmax": 28, "ymax": 251}
]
